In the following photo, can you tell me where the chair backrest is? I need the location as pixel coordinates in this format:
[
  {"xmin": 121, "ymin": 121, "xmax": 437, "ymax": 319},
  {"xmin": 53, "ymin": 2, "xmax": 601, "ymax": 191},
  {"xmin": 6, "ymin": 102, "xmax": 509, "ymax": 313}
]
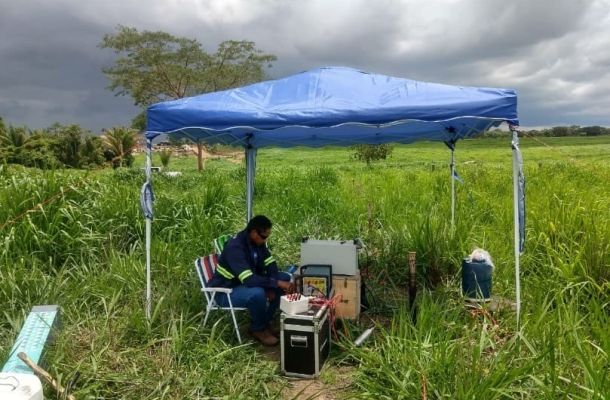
[
  {"xmin": 195, "ymin": 254, "xmax": 218, "ymax": 296},
  {"xmin": 213, "ymin": 234, "xmax": 233, "ymax": 255}
]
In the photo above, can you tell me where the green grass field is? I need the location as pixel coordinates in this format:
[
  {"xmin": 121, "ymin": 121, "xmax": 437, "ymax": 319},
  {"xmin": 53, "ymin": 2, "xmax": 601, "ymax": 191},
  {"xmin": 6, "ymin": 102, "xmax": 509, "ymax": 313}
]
[{"xmin": 1, "ymin": 136, "xmax": 609, "ymax": 399}]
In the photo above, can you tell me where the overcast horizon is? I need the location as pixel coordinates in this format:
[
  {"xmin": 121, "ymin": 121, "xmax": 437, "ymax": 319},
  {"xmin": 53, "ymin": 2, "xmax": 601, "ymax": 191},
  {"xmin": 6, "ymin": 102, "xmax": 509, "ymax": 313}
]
[{"xmin": 1, "ymin": 0, "xmax": 609, "ymax": 133}]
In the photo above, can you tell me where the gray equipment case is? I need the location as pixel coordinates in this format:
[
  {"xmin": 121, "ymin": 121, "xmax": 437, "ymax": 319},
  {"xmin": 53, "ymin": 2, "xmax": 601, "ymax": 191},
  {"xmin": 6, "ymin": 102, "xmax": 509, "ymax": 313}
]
[{"xmin": 280, "ymin": 304, "xmax": 330, "ymax": 378}]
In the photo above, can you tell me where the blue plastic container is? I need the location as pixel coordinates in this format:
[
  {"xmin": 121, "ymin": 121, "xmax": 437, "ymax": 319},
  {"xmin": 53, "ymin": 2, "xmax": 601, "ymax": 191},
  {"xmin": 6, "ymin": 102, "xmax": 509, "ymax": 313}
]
[{"xmin": 462, "ymin": 258, "xmax": 493, "ymax": 299}]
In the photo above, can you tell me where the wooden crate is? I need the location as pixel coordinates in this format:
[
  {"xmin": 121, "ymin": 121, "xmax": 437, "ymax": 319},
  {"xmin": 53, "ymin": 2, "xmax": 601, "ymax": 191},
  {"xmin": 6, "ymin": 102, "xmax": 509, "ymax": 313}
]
[{"xmin": 332, "ymin": 273, "xmax": 361, "ymax": 320}]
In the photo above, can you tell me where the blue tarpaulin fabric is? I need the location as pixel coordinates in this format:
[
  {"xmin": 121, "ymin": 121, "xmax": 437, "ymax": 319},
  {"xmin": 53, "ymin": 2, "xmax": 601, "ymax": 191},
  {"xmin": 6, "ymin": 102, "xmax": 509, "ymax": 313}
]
[
  {"xmin": 145, "ymin": 66, "xmax": 518, "ymax": 148},
  {"xmin": 453, "ymin": 169, "xmax": 464, "ymax": 184},
  {"xmin": 140, "ymin": 181, "xmax": 154, "ymax": 220}
]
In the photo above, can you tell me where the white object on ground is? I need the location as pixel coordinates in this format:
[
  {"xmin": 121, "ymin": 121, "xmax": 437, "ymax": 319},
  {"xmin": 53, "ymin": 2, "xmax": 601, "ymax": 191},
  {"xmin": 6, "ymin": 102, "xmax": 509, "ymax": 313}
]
[
  {"xmin": 164, "ymin": 171, "xmax": 182, "ymax": 177},
  {"xmin": 354, "ymin": 327, "xmax": 375, "ymax": 346},
  {"xmin": 0, "ymin": 373, "xmax": 43, "ymax": 400},
  {"xmin": 469, "ymin": 248, "xmax": 495, "ymax": 269}
]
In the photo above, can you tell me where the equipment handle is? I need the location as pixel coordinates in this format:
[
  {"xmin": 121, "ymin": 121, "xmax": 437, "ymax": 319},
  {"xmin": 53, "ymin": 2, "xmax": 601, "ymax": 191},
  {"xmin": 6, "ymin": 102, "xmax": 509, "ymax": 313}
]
[{"xmin": 290, "ymin": 335, "xmax": 308, "ymax": 348}]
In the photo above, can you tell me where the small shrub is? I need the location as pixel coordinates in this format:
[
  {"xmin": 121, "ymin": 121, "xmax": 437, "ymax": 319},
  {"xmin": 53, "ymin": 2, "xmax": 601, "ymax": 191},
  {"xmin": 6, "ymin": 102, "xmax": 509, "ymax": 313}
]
[
  {"xmin": 350, "ymin": 144, "xmax": 393, "ymax": 165},
  {"xmin": 159, "ymin": 149, "xmax": 172, "ymax": 168}
]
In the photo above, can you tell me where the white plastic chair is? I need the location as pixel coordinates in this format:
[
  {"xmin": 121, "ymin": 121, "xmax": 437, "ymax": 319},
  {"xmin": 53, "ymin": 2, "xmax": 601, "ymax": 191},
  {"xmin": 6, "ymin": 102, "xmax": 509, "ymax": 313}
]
[{"xmin": 194, "ymin": 254, "xmax": 247, "ymax": 343}]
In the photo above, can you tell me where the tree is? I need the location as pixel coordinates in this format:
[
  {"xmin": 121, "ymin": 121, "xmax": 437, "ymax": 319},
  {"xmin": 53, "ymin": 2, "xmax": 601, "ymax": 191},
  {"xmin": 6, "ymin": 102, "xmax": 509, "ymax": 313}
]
[
  {"xmin": 351, "ymin": 144, "xmax": 394, "ymax": 166},
  {"xmin": 48, "ymin": 124, "xmax": 83, "ymax": 168},
  {"xmin": 0, "ymin": 118, "xmax": 7, "ymax": 163},
  {"xmin": 130, "ymin": 111, "xmax": 147, "ymax": 132},
  {"xmin": 81, "ymin": 136, "xmax": 105, "ymax": 168},
  {"xmin": 102, "ymin": 126, "xmax": 138, "ymax": 168},
  {"xmin": 581, "ymin": 126, "xmax": 606, "ymax": 136},
  {"xmin": 2, "ymin": 126, "xmax": 30, "ymax": 165},
  {"xmin": 45, "ymin": 123, "xmax": 105, "ymax": 169},
  {"xmin": 0, "ymin": 121, "xmax": 105, "ymax": 169},
  {"xmin": 551, "ymin": 126, "xmax": 570, "ymax": 137},
  {"xmin": 100, "ymin": 25, "xmax": 276, "ymax": 170},
  {"xmin": 1, "ymin": 126, "xmax": 61, "ymax": 169},
  {"xmin": 22, "ymin": 131, "xmax": 61, "ymax": 169},
  {"xmin": 2, "ymin": 125, "xmax": 28, "ymax": 148}
]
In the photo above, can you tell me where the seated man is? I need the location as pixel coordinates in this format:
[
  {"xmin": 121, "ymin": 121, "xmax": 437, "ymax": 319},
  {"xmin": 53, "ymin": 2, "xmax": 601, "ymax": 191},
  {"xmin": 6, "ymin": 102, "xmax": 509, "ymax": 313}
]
[{"xmin": 209, "ymin": 215, "xmax": 294, "ymax": 346}]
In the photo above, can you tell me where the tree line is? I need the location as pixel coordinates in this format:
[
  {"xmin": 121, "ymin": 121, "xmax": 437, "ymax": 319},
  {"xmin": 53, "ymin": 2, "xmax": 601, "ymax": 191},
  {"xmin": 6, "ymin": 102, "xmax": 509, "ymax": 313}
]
[
  {"xmin": 0, "ymin": 119, "xmax": 137, "ymax": 169},
  {"xmin": 3, "ymin": 115, "xmax": 606, "ymax": 170},
  {"xmin": 483, "ymin": 126, "xmax": 610, "ymax": 137}
]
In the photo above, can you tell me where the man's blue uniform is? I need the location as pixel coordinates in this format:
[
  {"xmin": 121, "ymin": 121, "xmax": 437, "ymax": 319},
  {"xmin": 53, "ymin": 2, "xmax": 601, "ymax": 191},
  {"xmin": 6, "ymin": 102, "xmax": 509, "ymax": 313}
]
[{"xmin": 209, "ymin": 230, "xmax": 289, "ymax": 331}]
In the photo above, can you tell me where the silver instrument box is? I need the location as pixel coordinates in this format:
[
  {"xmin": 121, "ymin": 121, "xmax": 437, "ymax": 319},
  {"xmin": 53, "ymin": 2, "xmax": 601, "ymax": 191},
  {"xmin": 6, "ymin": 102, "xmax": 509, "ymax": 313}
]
[{"xmin": 300, "ymin": 239, "xmax": 359, "ymax": 276}]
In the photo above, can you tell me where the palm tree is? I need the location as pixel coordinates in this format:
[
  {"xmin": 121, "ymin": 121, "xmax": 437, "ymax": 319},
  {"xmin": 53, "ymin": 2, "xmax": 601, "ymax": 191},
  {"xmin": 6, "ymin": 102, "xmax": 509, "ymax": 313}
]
[
  {"xmin": 0, "ymin": 118, "xmax": 8, "ymax": 162},
  {"xmin": 1, "ymin": 125, "xmax": 28, "ymax": 163},
  {"xmin": 102, "ymin": 127, "xmax": 138, "ymax": 167},
  {"xmin": 1, "ymin": 126, "xmax": 28, "ymax": 148}
]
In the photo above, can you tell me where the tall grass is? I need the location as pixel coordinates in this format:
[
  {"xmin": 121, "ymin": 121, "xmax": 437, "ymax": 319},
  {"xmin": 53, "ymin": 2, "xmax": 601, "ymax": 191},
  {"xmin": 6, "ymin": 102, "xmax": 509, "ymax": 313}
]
[
  {"xmin": 1, "ymin": 137, "xmax": 608, "ymax": 398},
  {"xmin": 350, "ymin": 285, "xmax": 609, "ymax": 399}
]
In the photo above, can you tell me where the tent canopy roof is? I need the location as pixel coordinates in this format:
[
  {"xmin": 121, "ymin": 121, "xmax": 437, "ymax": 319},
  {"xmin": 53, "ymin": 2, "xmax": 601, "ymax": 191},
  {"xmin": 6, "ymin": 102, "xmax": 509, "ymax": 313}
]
[{"xmin": 146, "ymin": 66, "xmax": 518, "ymax": 148}]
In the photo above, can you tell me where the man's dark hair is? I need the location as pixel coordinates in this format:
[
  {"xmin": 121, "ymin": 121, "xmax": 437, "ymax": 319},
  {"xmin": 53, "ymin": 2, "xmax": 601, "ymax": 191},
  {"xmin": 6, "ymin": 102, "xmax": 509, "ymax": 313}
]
[{"xmin": 246, "ymin": 215, "xmax": 272, "ymax": 233}]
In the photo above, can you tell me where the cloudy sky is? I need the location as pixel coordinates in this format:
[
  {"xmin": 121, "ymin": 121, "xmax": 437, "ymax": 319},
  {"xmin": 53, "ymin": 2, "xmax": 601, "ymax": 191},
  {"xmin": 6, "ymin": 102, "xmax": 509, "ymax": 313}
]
[{"xmin": 1, "ymin": 0, "xmax": 609, "ymax": 132}]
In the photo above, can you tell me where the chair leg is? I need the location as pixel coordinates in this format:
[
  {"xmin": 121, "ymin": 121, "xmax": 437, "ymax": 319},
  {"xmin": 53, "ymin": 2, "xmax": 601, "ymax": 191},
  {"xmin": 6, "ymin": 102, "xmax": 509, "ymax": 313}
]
[
  {"xmin": 203, "ymin": 292, "xmax": 216, "ymax": 327},
  {"xmin": 203, "ymin": 307, "xmax": 211, "ymax": 327},
  {"xmin": 227, "ymin": 296, "xmax": 242, "ymax": 344}
]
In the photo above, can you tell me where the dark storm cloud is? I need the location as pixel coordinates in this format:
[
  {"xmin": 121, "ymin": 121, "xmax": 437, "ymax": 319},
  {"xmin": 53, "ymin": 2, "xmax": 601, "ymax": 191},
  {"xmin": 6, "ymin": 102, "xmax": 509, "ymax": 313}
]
[
  {"xmin": 1, "ymin": 0, "xmax": 609, "ymax": 131},
  {"xmin": 0, "ymin": 0, "xmax": 139, "ymax": 131}
]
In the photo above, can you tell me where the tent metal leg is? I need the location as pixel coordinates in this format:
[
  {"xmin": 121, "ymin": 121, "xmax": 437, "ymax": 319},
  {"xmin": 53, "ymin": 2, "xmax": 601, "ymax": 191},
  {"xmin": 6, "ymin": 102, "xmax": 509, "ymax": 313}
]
[
  {"xmin": 245, "ymin": 147, "xmax": 256, "ymax": 222},
  {"xmin": 145, "ymin": 139, "xmax": 153, "ymax": 320},
  {"xmin": 451, "ymin": 148, "xmax": 455, "ymax": 230},
  {"xmin": 511, "ymin": 130, "xmax": 522, "ymax": 329}
]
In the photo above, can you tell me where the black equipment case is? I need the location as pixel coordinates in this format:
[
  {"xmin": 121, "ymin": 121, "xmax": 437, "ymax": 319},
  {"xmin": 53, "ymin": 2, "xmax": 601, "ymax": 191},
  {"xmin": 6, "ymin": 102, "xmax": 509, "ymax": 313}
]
[
  {"xmin": 298, "ymin": 264, "xmax": 332, "ymax": 297},
  {"xmin": 280, "ymin": 304, "xmax": 330, "ymax": 378}
]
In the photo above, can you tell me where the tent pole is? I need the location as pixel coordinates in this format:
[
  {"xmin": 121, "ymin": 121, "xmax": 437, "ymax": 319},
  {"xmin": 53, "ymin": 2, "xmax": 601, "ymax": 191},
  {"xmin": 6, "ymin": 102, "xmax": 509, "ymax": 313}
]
[
  {"xmin": 145, "ymin": 138, "xmax": 153, "ymax": 320},
  {"xmin": 145, "ymin": 219, "xmax": 151, "ymax": 319},
  {"xmin": 445, "ymin": 140, "xmax": 457, "ymax": 230},
  {"xmin": 511, "ymin": 129, "xmax": 521, "ymax": 329},
  {"xmin": 245, "ymin": 146, "xmax": 256, "ymax": 222},
  {"xmin": 451, "ymin": 148, "xmax": 455, "ymax": 230}
]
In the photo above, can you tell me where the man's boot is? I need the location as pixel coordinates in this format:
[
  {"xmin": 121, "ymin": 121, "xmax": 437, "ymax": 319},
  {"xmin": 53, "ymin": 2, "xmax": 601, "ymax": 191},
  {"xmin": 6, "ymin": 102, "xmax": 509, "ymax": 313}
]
[
  {"xmin": 251, "ymin": 329, "xmax": 279, "ymax": 346},
  {"xmin": 266, "ymin": 325, "xmax": 281, "ymax": 338}
]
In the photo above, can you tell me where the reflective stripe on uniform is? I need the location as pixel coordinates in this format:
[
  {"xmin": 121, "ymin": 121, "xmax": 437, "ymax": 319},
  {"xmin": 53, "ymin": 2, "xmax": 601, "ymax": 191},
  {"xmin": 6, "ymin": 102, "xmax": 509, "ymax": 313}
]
[
  {"xmin": 264, "ymin": 256, "xmax": 275, "ymax": 266},
  {"xmin": 216, "ymin": 265, "xmax": 235, "ymax": 279},
  {"xmin": 238, "ymin": 270, "xmax": 253, "ymax": 282}
]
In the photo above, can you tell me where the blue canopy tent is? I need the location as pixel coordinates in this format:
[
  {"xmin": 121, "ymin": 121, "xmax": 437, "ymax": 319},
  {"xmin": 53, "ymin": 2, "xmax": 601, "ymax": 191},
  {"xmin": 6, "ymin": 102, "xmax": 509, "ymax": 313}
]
[{"xmin": 143, "ymin": 66, "xmax": 525, "ymax": 324}]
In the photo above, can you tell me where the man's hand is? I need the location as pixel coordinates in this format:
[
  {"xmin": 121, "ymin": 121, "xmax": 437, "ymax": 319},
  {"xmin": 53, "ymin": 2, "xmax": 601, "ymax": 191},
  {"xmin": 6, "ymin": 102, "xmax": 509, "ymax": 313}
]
[{"xmin": 278, "ymin": 280, "xmax": 296, "ymax": 294}]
